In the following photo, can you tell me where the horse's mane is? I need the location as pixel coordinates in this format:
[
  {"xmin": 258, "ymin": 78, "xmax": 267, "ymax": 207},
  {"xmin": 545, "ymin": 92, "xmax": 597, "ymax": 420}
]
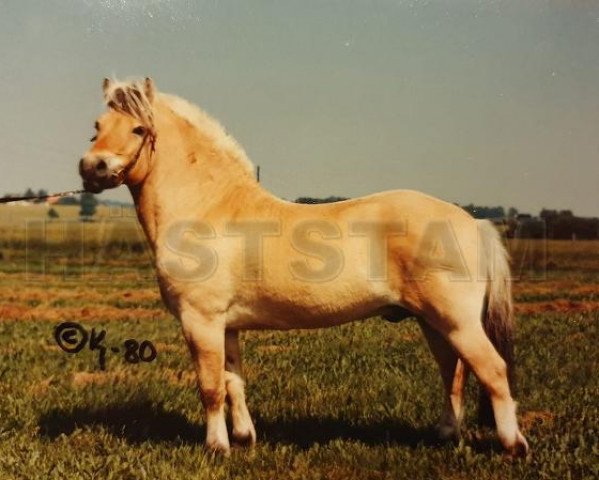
[
  {"xmin": 159, "ymin": 93, "xmax": 254, "ymax": 174},
  {"xmin": 104, "ymin": 79, "xmax": 155, "ymax": 133},
  {"xmin": 104, "ymin": 79, "xmax": 254, "ymax": 175}
]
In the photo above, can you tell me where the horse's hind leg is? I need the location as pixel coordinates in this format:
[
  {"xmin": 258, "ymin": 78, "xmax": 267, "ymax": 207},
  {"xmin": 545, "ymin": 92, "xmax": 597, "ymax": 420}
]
[
  {"xmin": 427, "ymin": 311, "xmax": 528, "ymax": 456},
  {"xmin": 224, "ymin": 330, "xmax": 256, "ymax": 446},
  {"xmin": 418, "ymin": 320, "xmax": 469, "ymax": 440}
]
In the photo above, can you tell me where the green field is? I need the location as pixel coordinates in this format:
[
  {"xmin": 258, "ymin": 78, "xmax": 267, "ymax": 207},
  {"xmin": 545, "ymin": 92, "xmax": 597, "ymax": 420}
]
[{"xmin": 0, "ymin": 217, "xmax": 597, "ymax": 479}]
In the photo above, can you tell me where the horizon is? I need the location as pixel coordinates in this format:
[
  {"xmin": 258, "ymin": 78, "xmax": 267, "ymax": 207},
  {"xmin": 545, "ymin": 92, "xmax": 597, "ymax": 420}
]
[
  {"xmin": 1, "ymin": 187, "xmax": 594, "ymax": 220},
  {"xmin": 0, "ymin": 1, "xmax": 598, "ymax": 216}
]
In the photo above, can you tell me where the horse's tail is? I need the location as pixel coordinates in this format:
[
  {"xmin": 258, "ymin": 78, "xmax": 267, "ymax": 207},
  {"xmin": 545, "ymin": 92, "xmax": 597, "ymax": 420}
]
[{"xmin": 477, "ymin": 220, "xmax": 515, "ymax": 428}]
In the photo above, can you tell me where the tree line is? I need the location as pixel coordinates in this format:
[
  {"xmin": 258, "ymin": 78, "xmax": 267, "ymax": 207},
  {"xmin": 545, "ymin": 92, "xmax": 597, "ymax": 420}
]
[
  {"xmin": 2, "ymin": 190, "xmax": 597, "ymax": 238},
  {"xmin": 296, "ymin": 198, "xmax": 599, "ymax": 240}
]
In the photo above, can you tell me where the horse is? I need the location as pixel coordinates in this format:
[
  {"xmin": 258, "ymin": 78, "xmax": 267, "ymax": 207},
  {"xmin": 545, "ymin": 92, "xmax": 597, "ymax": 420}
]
[{"xmin": 78, "ymin": 77, "xmax": 529, "ymax": 457}]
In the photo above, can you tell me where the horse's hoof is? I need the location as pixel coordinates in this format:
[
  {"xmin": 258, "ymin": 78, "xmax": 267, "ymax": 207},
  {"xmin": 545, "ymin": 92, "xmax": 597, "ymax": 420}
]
[
  {"xmin": 205, "ymin": 441, "xmax": 231, "ymax": 457},
  {"xmin": 232, "ymin": 428, "xmax": 257, "ymax": 448},
  {"xmin": 508, "ymin": 431, "xmax": 529, "ymax": 458},
  {"xmin": 436, "ymin": 423, "xmax": 460, "ymax": 442}
]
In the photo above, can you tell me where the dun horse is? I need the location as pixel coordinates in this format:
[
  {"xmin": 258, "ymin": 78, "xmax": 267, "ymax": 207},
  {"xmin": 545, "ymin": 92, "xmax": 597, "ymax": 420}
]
[{"xmin": 79, "ymin": 78, "xmax": 529, "ymax": 456}]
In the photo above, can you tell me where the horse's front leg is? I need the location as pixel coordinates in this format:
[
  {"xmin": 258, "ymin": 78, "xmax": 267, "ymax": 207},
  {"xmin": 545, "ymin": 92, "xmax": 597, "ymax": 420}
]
[
  {"xmin": 225, "ymin": 330, "xmax": 256, "ymax": 446},
  {"xmin": 180, "ymin": 307, "xmax": 230, "ymax": 454}
]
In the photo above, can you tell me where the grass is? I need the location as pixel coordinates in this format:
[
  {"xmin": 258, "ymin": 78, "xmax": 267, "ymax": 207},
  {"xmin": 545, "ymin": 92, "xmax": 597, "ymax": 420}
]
[{"xmin": 0, "ymin": 221, "xmax": 598, "ymax": 479}]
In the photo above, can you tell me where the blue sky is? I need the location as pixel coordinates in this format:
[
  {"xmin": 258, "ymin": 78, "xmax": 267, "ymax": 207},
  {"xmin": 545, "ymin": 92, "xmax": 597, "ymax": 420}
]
[{"xmin": 0, "ymin": 0, "xmax": 598, "ymax": 215}]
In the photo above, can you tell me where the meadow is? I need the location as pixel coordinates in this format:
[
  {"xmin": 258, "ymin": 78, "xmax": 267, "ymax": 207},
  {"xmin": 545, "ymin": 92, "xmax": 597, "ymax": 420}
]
[{"xmin": 0, "ymin": 208, "xmax": 597, "ymax": 479}]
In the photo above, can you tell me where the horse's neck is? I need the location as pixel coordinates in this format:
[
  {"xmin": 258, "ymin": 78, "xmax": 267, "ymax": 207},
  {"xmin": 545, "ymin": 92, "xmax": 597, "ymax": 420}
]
[{"xmin": 130, "ymin": 114, "xmax": 270, "ymax": 251}]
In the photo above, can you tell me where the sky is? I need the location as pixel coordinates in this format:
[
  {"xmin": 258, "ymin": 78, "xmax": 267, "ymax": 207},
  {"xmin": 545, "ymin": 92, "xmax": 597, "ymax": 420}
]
[{"xmin": 0, "ymin": 0, "xmax": 598, "ymax": 216}]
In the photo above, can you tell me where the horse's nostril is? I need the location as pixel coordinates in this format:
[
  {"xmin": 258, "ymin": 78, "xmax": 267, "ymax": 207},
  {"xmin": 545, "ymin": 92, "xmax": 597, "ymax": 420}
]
[
  {"xmin": 96, "ymin": 159, "xmax": 108, "ymax": 174},
  {"xmin": 78, "ymin": 158, "xmax": 85, "ymax": 175}
]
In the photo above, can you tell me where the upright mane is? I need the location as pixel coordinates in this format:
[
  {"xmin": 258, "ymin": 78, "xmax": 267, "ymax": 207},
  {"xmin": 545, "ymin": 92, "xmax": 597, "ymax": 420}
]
[
  {"xmin": 104, "ymin": 78, "xmax": 254, "ymax": 176},
  {"xmin": 159, "ymin": 93, "xmax": 255, "ymax": 175},
  {"xmin": 104, "ymin": 79, "xmax": 155, "ymax": 134}
]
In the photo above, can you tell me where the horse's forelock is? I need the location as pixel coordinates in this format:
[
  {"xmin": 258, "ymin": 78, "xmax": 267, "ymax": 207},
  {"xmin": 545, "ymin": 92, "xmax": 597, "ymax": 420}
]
[{"xmin": 104, "ymin": 80, "xmax": 154, "ymax": 130}]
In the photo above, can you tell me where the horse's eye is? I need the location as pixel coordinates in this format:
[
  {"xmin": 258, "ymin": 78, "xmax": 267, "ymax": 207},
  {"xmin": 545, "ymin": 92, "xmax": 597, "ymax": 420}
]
[
  {"xmin": 132, "ymin": 126, "xmax": 146, "ymax": 136},
  {"xmin": 89, "ymin": 135, "xmax": 97, "ymax": 142}
]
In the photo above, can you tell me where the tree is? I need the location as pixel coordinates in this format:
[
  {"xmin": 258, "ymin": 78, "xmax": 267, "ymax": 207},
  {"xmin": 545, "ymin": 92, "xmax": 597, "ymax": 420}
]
[
  {"xmin": 79, "ymin": 192, "xmax": 98, "ymax": 221},
  {"xmin": 539, "ymin": 209, "xmax": 558, "ymax": 221},
  {"xmin": 47, "ymin": 207, "xmax": 59, "ymax": 220},
  {"xmin": 461, "ymin": 204, "xmax": 505, "ymax": 219},
  {"xmin": 57, "ymin": 196, "xmax": 79, "ymax": 205},
  {"xmin": 24, "ymin": 187, "xmax": 35, "ymax": 198},
  {"xmin": 295, "ymin": 196, "xmax": 348, "ymax": 204},
  {"xmin": 507, "ymin": 207, "xmax": 518, "ymax": 218},
  {"xmin": 34, "ymin": 188, "xmax": 48, "ymax": 203}
]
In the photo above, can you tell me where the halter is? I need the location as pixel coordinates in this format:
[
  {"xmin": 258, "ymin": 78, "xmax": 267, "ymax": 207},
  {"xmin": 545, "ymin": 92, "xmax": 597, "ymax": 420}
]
[{"xmin": 121, "ymin": 128, "xmax": 157, "ymax": 178}]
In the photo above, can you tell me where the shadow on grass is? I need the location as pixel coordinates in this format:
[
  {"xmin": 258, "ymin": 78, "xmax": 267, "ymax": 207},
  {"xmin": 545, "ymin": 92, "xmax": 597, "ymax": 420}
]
[
  {"xmin": 256, "ymin": 416, "xmax": 442, "ymax": 450},
  {"xmin": 38, "ymin": 400, "xmax": 204, "ymax": 445},
  {"xmin": 38, "ymin": 399, "xmax": 446, "ymax": 450}
]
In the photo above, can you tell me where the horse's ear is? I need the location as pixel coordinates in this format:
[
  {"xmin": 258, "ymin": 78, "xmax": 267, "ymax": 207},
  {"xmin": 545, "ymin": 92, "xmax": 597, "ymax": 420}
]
[
  {"xmin": 114, "ymin": 88, "xmax": 126, "ymax": 106},
  {"xmin": 144, "ymin": 77, "xmax": 156, "ymax": 104},
  {"xmin": 102, "ymin": 78, "xmax": 112, "ymax": 98}
]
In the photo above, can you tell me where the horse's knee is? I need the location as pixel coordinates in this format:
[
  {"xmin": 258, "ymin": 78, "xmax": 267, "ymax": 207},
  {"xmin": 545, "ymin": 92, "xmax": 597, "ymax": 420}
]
[{"xmin": 201, "ymin": 387, "xmax": 226, "ymax": 411}]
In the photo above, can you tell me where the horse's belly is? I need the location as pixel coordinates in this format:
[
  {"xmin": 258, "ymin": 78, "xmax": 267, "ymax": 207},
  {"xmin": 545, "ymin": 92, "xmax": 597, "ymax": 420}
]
[
  {"xmin": 225, "ymin": 311, "xmax": 361, "ymax": 330},
  {"xmin": 224, "ymin": 293, "xmax": 390, "ymax": 330}
]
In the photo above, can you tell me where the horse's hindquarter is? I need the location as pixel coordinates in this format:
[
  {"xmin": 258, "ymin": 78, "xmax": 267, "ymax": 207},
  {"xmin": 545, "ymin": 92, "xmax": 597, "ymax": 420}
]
[{"xmin": 157, "ymin": 189, "xmax": 482, "ymax": 330}]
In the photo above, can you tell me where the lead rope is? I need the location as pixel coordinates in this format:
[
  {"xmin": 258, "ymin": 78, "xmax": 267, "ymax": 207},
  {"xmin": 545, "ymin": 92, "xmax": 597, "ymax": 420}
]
[{"xmin": 0, "ymin": 189, "xmax": 85, "ymax": 204}]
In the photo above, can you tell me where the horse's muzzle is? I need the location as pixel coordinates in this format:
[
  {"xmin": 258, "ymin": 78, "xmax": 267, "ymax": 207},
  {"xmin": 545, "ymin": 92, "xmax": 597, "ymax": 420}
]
[{"xmin": 79, "ymin": 154, "xmax": 125, "ymax": 193}]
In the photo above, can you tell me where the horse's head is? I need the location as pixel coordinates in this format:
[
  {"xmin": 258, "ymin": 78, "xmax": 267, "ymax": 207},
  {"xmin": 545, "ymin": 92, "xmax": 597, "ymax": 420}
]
[{"xmin": 79, "ymin": 78, "xmax": 157, "ymax": 193}]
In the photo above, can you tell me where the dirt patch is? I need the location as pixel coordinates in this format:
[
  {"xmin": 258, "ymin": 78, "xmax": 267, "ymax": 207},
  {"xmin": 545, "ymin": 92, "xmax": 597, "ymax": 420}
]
[
  {"xmin": 0, "ymin": 305, "xmax": 167, "ymax": 322},
  {"xmin": 515, "ymin": 300, "xmax": 599, "ymax": 315},
  {"xmin": 520, "ymin": 410, "xmax": 555, "ymax": 430},
  {"xmin": 513, "ymin": 280, "xmax": 599, "ymax": 298},
  {"xmin": 115, "ymin": 289, "xmax": 160, "ymax": 303},
  {"xmin": 0, "ymin": 304, "xmax": 30, "ymax": 320}
]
